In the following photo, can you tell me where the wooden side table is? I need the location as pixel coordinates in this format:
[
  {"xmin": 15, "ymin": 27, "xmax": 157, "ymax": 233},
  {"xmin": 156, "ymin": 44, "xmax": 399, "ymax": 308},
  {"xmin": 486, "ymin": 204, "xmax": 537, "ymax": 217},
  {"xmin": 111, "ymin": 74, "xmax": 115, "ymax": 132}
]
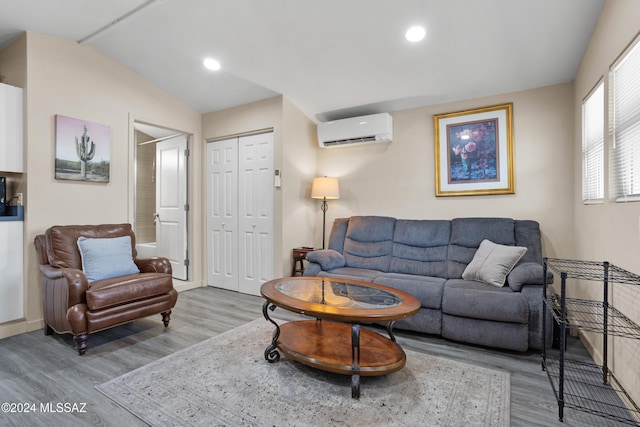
[{"xmin": 292, "ymin": 247, "xmax": 314, "ymax": 276}]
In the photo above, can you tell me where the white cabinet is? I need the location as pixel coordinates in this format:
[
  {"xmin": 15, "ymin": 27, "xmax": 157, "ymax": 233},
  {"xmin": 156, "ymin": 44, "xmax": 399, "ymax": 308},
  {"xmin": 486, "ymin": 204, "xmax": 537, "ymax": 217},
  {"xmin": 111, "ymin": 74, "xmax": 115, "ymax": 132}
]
[
  {"xmin": 0, "ymin": 219, "xmax": 23, "ymax": 323},
  {"xmin": 0, "ymin": 83, "xmax": 24, "ymax": 173}
]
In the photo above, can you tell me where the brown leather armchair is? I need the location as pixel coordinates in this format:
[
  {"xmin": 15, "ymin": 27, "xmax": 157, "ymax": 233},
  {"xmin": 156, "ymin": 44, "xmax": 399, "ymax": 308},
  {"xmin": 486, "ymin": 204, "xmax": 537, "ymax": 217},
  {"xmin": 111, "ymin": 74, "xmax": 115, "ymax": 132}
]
[{"xmin": 34, "ymin": 224, "xmax": 178, "ymax": 355}]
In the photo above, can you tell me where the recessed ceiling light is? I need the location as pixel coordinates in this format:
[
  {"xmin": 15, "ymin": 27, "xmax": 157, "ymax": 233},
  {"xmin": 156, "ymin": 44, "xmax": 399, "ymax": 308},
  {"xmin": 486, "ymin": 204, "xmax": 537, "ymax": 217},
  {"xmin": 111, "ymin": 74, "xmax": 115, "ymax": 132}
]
[
  {"xmin": 405, "ymin": 26, "xmax": 426, "ymax": 42},
  {"xmin": 203, "ymin": 58, "xmax": 221, "ymax": 71}
]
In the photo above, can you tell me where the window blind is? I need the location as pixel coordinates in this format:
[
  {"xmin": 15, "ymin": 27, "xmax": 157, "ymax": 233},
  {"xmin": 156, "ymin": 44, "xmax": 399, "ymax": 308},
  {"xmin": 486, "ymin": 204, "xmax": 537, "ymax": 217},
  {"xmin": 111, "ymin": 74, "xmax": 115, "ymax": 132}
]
[
  {"xmin": 610, "ymin": 36, "xmax": 640, "ymax": 201},
  {"xmin": 582, "ymin": 82, "xmax": 604, "ymax": 202}
]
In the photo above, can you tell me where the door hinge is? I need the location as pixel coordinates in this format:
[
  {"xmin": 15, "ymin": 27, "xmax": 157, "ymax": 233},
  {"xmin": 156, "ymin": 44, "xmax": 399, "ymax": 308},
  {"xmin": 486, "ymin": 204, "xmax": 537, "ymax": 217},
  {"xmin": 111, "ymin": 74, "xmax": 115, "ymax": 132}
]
[
  {"xmin": 184, "ymin": 258, "xmax": 190, "ymax": 267},
  {"xmin": 184, "ymin": 203, "xmax": 189, "ymax": 211},
  {"xmin": 184, "ymin": 148, "xmax": 190, "ymax": 157}
]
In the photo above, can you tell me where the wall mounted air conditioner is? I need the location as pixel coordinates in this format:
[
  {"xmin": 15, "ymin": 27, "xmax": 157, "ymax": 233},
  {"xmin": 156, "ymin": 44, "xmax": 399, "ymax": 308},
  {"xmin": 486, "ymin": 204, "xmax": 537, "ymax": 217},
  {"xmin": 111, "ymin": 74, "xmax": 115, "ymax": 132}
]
[{"xmin": 317, "ymin": 113, "xmax": 392, "ymax": 148}]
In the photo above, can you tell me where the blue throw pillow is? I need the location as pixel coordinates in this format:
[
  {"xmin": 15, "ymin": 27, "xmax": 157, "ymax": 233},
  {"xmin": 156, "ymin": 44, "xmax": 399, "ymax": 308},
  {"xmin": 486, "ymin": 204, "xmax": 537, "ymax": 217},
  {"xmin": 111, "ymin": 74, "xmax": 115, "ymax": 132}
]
[{"xmin": 77, "ymin": 236, "xmax": 140, "ymax": 283}]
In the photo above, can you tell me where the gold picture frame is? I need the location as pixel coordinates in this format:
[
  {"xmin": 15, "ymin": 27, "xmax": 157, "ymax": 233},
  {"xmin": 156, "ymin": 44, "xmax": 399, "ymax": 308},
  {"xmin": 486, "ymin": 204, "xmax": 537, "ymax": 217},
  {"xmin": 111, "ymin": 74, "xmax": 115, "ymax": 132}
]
[{"xmin": 434, "ymin": 103, "xmax": 514, "ymax": 196}]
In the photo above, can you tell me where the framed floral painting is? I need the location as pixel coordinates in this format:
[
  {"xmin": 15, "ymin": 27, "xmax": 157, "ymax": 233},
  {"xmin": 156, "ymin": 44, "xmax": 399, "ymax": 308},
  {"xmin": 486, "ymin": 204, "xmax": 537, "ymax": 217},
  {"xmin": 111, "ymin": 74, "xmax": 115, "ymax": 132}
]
[{"xmin": 434, "ymin": 103, "xmax": 514, "ymax": 196}]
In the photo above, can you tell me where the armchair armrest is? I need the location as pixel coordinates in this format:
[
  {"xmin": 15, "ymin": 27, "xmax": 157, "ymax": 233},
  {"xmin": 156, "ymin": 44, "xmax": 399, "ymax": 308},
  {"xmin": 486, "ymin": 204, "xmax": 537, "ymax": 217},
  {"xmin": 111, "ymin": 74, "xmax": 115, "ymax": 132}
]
[
  {"xmin": 135, "ymin": 257, "xmax": 172, "ymax": 274},
  {"xmin": 306, "ymin": 249, "xmax": 346, "ymax": 271},
  {"xmin": 39, "ymin": 264, "xmax": 89, "ymax": 306},
  {"xmin": 507, "ymin": 262, "xmax": 554, "ymax": 292}
]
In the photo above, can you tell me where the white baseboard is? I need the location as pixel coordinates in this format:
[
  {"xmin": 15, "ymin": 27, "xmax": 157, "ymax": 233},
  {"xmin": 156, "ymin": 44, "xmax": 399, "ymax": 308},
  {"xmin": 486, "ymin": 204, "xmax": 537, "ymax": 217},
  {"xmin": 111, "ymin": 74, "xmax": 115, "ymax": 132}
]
[
  {"xmin": 0, "ymin": 320, "xmax": 27, "ymax": 340},
  {"xmin": 173, "ymin": 280, "xmax": 204, "ymax": 293}
]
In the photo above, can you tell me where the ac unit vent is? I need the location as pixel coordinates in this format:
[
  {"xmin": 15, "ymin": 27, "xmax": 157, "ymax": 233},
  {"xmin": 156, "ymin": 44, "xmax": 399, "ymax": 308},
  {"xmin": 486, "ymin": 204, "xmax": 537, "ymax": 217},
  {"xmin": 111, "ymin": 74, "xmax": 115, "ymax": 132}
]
[
  {"xmin": 322, "ymin": 135, "xmax": 377, "ymax": 147},
  {"xmin": 317, "ymin": 113, "xmax": 392, "ymax": 148}
]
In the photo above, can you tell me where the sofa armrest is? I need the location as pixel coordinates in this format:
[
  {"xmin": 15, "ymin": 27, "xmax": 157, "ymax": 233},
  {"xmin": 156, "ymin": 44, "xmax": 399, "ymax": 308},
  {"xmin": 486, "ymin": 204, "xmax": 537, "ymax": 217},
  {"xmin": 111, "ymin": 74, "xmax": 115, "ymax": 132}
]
[
  {"xmin": 303, "ymin": 262, "xmax": 322, "ymax": 277},
  {"xmin": 507, "ymin": 262, "xmax": 554, "ymax": 292},
  {"xmin": 306, "ymin": 249, "xmax": 345, "ymax": 271},
  {"xmin": 39, "ymin": 264, "xmax": 89, "ymax": 306},
  {"xmin": 135, "ymin": 257, "xmax": 172, "ymax": 274}
]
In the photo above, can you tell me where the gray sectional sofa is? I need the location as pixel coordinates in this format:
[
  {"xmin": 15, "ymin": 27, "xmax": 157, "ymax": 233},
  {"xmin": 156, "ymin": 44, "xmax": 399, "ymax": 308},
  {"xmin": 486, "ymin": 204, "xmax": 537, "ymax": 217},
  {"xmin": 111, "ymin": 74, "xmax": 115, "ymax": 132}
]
[{"xmin": 303, "ymin": 216, "xmax": 552, "ymax": 352}]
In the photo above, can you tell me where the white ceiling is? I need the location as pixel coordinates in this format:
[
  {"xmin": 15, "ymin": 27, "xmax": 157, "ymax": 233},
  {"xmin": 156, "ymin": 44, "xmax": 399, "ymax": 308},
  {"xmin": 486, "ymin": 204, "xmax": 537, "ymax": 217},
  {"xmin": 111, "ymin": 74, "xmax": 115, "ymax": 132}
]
[{"xmin": 0, "ymin": 0, "xmax": 605, "ymax": 122}]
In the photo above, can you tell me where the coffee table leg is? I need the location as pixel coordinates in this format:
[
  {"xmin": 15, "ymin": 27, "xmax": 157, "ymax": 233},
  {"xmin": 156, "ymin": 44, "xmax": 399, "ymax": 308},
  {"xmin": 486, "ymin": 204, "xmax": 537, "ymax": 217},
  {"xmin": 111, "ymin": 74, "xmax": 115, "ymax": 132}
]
[
  {"xmin": 262, "ymin": 301, "xmax": 281, "ymax": 363},
  {"xmin": 351, "ymin": 323, "xmax": 361, "ymax": 399},
  {"xmin": 387, "ymin": 320, "xmax": 397, "ymax": 342}
]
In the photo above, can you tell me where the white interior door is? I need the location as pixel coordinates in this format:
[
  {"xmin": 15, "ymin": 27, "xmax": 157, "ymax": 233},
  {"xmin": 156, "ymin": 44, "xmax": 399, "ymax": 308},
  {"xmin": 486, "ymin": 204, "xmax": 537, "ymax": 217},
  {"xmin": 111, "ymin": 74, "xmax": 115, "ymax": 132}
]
[
  {"xmin": 156, "ymin": 135, "xmax": 188, "ymax": 280},
  {"xmin": 206, "ymin": 132, "xmax": 273, "ymax": 296},
  {"xmin": 207, "ymin": 138, "xmax": 239, "ymax": 291},
  {"xmin": 238, "ymin": 133, "xmax": 274, "ymax": 295}
]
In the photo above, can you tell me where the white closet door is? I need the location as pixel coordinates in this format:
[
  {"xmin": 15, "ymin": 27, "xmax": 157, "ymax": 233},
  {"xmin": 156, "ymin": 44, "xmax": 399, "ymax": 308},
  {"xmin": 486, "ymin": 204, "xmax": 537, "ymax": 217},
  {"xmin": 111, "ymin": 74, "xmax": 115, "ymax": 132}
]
[
  {"xmin": 206, "ymin": 138, "xmax": 239, "ymax": 291},
  {"xmin": 238, "ymin": 133, "xmax": 274, "ymax": 295},
  {"xmin": 206, "ymin": 132, "xmax": 274, "ymax": 296}
]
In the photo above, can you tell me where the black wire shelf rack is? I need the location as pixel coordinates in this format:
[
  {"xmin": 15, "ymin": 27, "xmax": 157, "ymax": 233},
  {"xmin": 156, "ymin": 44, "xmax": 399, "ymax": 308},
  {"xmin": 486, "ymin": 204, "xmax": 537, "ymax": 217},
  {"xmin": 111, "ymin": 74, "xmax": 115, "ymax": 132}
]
[{"xmin": 542, "ymin": 257, "xmax": 640, "ymax": 425}]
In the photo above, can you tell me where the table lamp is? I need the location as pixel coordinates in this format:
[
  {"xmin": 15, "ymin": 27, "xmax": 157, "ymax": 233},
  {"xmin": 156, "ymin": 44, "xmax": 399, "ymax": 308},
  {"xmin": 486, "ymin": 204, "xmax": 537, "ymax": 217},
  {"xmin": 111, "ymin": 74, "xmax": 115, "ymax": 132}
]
[{"xmin": 311, "ymin": 177, "xmax": 340, "ymax": 249}]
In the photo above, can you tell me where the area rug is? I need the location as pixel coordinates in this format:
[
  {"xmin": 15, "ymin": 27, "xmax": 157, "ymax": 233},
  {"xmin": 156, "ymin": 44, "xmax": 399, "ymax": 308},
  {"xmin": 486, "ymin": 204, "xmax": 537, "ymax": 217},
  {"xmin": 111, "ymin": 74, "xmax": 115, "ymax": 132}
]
[{"xmin": 97, "ymin": 319, "xmax": 510, "ymax": 426}]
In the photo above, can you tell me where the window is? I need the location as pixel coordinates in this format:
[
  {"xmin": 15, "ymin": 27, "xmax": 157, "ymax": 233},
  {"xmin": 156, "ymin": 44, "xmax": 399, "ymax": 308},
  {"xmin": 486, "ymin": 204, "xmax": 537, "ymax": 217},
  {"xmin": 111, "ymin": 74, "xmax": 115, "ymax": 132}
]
[
  {"xmin": 610, "ymin": 35, "xmax": 640, "ymax": 201},
  {"xmin": 582, "ymin": 82, "xmax": 604, "ymax": 202}
]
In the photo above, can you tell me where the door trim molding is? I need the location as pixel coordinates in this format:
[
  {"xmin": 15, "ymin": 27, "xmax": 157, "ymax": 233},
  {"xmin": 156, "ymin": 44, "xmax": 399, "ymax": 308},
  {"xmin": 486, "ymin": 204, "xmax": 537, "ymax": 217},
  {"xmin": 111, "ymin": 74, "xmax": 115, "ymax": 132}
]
[{"xmin": 205, "ymin": 127, "xmax": 274, "ymax": 143}]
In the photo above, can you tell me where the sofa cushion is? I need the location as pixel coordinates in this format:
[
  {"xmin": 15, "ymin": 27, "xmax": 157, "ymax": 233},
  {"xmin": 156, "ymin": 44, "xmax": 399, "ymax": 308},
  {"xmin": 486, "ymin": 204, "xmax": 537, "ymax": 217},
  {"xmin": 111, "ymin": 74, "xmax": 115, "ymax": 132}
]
[
  {"xmin": 442, "ymin": 315, "xmax": 529, "ymax": 352},
  {"xmin": 77, "ymin": 236, "xmax": 141, "ymax": 283},
  {"xmin": 442, "ymin": 279, "xmax": 529, "ymax": 323},
  {"xmin": 514, "ymin": 220, "xmax": 544, "ymax": 263},
  {"xmin": 389, "ymin": 220, "xmax": 450, "ymax": 278},
  {"xmin": 373, "ymin": 273, "xmax": 446, "ymax": 309},
  {"xmin": 462, "ymin": 239, "xmax": 527, "ymax": 287},
  {"xmin": 343, "ymin": 216, "xmax": 396, "ymax": 272},
  {"xmin": 317, "ymin": 267, "xmax": 382, "ymax": 282},
  {"xmin": 85, "ymin": 272, "xmax": 174, "ymax": 311},
  {"xmin": 447, "ymin": 218, "xmax": 516, "ymax": 279},
  {"xmin": 395, "ymin": 308, "xmax": 442, "ymax": 335},
  {"xmin": 327, "ymin": 217, "xmax": 349, "ymax": 254}
]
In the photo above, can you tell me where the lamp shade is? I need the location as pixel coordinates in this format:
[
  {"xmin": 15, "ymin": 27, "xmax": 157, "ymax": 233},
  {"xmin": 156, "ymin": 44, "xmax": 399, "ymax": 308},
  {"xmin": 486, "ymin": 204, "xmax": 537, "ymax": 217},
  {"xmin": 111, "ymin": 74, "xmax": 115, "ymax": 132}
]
[{"xmin": 311, "ymin": 177, "xmax": 340, "ymax": 200}]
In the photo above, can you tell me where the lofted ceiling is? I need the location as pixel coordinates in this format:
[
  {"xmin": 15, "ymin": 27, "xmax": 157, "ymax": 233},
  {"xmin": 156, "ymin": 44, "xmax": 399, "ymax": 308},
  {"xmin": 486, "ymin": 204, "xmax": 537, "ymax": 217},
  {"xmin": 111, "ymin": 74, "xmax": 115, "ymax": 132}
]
[{"xmin": 0, "ymin": 0, "xmax": 605, "ymax": 122}]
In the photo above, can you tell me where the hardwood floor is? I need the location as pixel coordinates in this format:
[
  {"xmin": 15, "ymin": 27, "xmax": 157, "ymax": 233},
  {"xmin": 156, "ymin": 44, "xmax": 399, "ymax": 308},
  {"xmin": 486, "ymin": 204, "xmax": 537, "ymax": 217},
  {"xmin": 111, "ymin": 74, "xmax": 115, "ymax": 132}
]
[{"xmin": 0, "ymin": 286, "xmax": 630, "ymax": 426}]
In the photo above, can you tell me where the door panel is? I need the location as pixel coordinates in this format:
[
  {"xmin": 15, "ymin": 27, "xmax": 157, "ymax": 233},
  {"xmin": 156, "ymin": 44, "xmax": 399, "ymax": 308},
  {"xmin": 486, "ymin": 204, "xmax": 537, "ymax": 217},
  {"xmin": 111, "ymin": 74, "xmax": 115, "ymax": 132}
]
[
  {"xmin": 238, "ymin": 133, "xmax": 274, "ymax": 295},
  {"xmin": 207, "ymin": 138, "xmax": 238, "ymax": 291},
  {"xmin": 156, "ymin": 135, "xmax": 188, "ymax": 280}
]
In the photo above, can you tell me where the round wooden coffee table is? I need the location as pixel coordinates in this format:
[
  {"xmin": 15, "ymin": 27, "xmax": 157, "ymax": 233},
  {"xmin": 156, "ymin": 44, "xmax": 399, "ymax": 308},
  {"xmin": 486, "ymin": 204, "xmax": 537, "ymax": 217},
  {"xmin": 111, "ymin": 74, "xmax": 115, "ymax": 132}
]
[{"xmin": 260, "ymin": 277, "xmax": 420, "ymax": 398}]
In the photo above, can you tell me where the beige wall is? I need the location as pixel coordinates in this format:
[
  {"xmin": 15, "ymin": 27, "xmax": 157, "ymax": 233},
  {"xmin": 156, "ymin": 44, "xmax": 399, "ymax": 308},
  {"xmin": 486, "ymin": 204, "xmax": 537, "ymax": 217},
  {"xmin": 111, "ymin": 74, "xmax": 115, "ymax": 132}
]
[
  {"xmin": 281, "ymin": 97, "xmax": 317, "ymax": 261},
  {"xmin": 0, "ymin": 32, "xmax": 202, "ymax": 338},
  {"xmin": 317, "ymin": 83, "xmax": 576, "ymax": 259},
  {"xmin": 135, "ymin": 131, "xmax": 156, "ymax": 244},
  {"xmin": 201, "ymin": 96, "xmax": 317, "ymax": 279},
  {"xmin": 573, "ymin": 0, "xmax": 640, "ymax": 405}
]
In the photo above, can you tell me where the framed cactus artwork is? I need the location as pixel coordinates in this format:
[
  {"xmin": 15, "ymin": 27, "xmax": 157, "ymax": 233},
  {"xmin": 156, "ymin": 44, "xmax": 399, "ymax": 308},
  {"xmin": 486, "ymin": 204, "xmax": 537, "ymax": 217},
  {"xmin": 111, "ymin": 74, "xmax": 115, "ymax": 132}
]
[
  {"xmin": 433, "ymin": 103, "xmax": 514, "ymax": 196},
  {"xmin": 55, "ymin": 115, "xmax": 110, "ymax": 182}
]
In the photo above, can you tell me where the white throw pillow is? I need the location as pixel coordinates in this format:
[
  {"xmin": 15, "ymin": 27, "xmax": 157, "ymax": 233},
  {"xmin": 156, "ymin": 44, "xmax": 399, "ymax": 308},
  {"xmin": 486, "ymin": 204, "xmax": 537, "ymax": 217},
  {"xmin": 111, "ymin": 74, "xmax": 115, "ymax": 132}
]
[{"xmin": 462, "ymin": 239, "xmax": 527, "ymax": 287}]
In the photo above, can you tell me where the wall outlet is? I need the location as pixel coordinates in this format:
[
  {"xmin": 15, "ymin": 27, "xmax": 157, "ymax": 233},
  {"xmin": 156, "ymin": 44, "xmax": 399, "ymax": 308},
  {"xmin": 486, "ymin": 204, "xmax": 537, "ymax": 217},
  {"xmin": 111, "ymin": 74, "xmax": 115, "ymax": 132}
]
[{"xmin": 16, "ymin": 193, "xmax": 23, "ymax": 206}]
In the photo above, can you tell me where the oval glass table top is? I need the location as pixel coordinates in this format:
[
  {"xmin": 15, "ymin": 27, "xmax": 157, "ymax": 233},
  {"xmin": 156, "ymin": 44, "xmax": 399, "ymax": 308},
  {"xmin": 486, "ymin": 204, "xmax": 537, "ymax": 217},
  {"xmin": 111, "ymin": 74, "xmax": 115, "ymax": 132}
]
[
  {"xmin": 261, "ymin": 277, "xmax": 420, "ymax": 322},
  {"xmin": 275, "ymin": 279, "xmax": 402, "ymax": 309}
]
